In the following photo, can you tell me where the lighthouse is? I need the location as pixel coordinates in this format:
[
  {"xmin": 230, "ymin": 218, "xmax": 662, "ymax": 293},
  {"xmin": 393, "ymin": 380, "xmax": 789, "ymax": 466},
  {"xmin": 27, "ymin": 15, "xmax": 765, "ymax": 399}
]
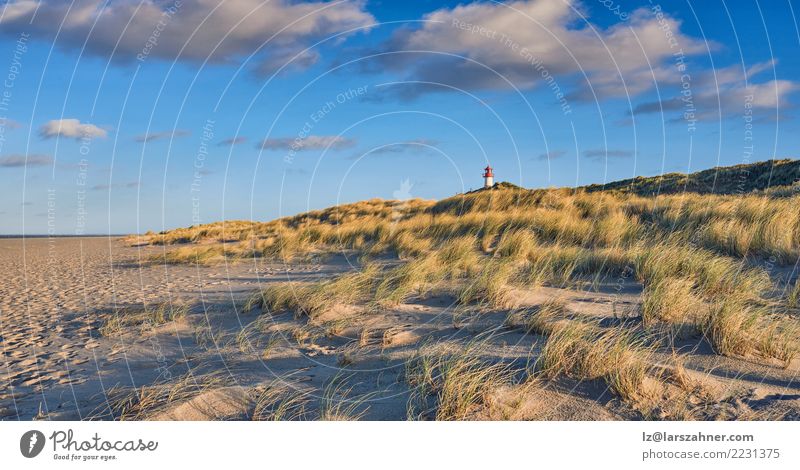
[{"xmin": 483, "ymin": 165, "xmax": 494, "ymax": 188}]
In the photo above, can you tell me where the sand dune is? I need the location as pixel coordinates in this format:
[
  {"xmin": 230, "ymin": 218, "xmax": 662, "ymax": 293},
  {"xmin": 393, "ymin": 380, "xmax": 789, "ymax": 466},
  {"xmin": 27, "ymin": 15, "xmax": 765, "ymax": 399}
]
[{"xmin": 1, "ymin": 236, "xmax": 798, "ymax": 420}]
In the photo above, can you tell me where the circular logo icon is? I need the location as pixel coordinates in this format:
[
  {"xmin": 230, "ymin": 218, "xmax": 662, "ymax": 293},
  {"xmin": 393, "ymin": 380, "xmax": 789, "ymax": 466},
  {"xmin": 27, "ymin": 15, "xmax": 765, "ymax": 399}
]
[{"xmin": 20, "ymin": 430, "xmax": 45, "ymax": 458}]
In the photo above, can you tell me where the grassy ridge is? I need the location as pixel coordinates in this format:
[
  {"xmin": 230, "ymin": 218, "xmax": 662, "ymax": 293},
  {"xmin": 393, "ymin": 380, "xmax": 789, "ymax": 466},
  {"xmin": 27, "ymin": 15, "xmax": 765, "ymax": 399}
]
[{"xmin": 582, "ymin": 158, "xmax": 800, "ymax": 196}]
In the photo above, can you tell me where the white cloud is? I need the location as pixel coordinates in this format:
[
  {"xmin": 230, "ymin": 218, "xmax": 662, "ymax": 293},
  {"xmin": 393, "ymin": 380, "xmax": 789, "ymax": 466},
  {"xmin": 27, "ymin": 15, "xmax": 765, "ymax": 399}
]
[
  {"xmin": 370, "ymin": 0, "xmax": 708, "ymax": 100},
  {"xmin": 0, "ymin": 0, "xmax": 375, "ymax": 74},
  {"xmin": 39, "ymin": 119, "xmax": 107, "ymax": 140},
  {"xmin": 632, "ymin": 75, "xmax": 797, "ymax": 121},
  {"xmin": 258, "ymin": 135, "xmax": 355, "ymax": 151},
  {"xmin": 746, "ymin": 80, "xmax": 797, "ymax": 108}
]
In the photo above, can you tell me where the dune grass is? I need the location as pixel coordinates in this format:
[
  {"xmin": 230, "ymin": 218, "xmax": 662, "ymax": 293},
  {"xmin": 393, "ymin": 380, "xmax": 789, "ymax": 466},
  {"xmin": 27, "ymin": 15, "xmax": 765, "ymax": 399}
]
[
  {"xmin": 505, "ymin": 298, "xmax": 568, "ymax": 336},
  {"xmin": 405, "ymin": 342, "xmax": 516, "ymax": 420},
  {"xmin": 244, "ymin": 263, "xmax": 381, "ymax": 318},
  {"xmin": 456, "ymin": 258, "xmax": 517, "ymax": 308},
  {"xmin": 495, "ymin": 229, "xmax": 538, "ymax": 259},
  {"xmin": 100, "ymin": 302, "xmax": 189, "ymax": 336},
  {"xmin": 537, "ymin": 322, "xmax": 653, "ymax": 403},
  {"xmin": 373, "ymin": 257, "xmax": 444, "ymax": 307},
  {"xmin": 318, "ymin": 375, "xmax": 373, "ymax": 421},
  {"xmin": 640, "ymin": 276, "xmax": 703, "ymax": 329},
  {"xmin": 252, "ymin": 382, "xmax": 311, "ymax": 421},
  {"xmin": 787, "ymin": 277, "xmax": 800, "ymax": 308},
  {"xmin": 90, "ymin": 371, "xmax": 229, "ymax": 420}
]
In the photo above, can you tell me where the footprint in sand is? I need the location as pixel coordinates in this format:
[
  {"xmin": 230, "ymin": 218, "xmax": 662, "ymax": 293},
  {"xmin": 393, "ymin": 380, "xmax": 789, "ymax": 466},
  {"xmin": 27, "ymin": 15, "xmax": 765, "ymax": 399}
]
[
  {"xmin": 58, "ymin": 376, "xmax": 86, "ymax": 385},
  {"xmin": 15, "ymin": 358, "xmax": 39, "ymax": 368},
  {"xmin": 20, "ymin": 376, "xmax": 44, "ymax": 387},
  {"xmin": 58, "ymin": 350, "xmax": 78, "ymax": 361}
]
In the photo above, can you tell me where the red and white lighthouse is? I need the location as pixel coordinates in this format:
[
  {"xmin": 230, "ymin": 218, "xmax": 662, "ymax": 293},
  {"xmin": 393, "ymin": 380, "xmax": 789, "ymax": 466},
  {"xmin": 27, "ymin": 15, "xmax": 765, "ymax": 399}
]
[{"xmin": 483, "ymin": 165, "xmax": 494, "ymax": 188}]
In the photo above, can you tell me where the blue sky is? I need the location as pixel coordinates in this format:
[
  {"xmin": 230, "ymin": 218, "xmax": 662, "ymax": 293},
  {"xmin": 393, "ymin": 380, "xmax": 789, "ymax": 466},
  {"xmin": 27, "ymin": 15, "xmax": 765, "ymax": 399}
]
[{"xmin": 0, "ymin": 0, "xmax": 798, "ymax": 234}]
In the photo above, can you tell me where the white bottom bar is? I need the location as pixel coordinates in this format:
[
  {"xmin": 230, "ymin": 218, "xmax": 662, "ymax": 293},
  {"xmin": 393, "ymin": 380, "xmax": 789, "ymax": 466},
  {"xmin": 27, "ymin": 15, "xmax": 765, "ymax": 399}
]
[{"xmin": 1, "ymin": 421, "xmax": 797, "ymax": 469}]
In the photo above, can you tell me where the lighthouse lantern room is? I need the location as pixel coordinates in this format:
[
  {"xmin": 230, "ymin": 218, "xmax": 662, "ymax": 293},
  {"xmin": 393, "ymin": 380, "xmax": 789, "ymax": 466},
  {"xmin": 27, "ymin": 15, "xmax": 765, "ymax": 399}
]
[{"xmin": 483, "ymin": 165, "xmax": 494, "ymax": 188}]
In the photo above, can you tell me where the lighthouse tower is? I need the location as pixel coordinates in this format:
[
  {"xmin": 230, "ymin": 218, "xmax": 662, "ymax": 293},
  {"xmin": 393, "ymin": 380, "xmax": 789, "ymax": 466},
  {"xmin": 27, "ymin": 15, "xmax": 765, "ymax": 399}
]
[{"xmin": 483, "ymin": 165, "xmax": 494, "ymax": 188}]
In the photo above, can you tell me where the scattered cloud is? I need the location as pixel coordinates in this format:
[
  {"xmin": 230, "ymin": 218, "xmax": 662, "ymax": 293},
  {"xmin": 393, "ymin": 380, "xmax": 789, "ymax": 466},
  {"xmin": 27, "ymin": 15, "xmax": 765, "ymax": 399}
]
[
  {"xmin": 535, "ymin": 150, "xmax": 567, "ymax": 161},
  {"xmin": 39, "ymin": 119, "xmax": 107, "ymax": 140},
  {"xmin": 135, "ymin": 129, "xmax": 191, "ymax": 143},
  {"xmin": 361, "ymin": 139, "xmax": 439, "ymax": 157},
  {"xmin": 218, "ymin": 136, "xmax": 247, "ymax": 146},
  {"xmin": 258, "ymin": 135, "xmax": 356, "ymax": 151},
  {"xmin": 364, "ymin": 0, "xmax": 708, "ymax": 101},
  {"xmin": 631, "ymin": 78, "xmax": 797, "ymax": 121},
  {"xmin": 0, "ymin": 154, "xmax": 54, "ymax": 168},
  {"xmin": 0, "ymin": 0, "xmax": 375, "ymax": 75},
  {"xmin": 0, "ymin": 118, "xmax": 22, "ymax": 130},
  {"xmin": 91, "ymin": 181, "xmax": 141, "ymax": 191},
  {"xmin": 583, "ymin": 149, "xmax": 634, "ymax": 159}
]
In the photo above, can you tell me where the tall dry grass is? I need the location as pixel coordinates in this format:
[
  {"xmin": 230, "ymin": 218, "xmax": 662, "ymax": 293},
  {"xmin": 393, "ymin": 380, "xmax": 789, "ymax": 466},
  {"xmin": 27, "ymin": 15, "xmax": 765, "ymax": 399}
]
[
  {"xmin": 252, "ymin": 382, "xmax": 311, "ymax": 421},
  {"xmin": 505, "ymin": 298, "xmax": 568, "ymax": 335},
  {"xmin": 318, "ymin": 375, "xmax": 373, "ymax": 421},
  {"xmin": 100, "ymin": 302, "xmax": 189, "ymax": 336},
  {"xmin": 89, "ymin": 371, "xmax": 230, "ymax": 420},
  {"xmin": 405, "ymin": 342, "xmax": 515, "ymax": 420},
  {"xmin": 245, "ymin": 263, "xmax": 381, "ymax": 318},
  {"xmin": 537, "ymin": 321, "xmax": 653, "ymax": 403}
]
